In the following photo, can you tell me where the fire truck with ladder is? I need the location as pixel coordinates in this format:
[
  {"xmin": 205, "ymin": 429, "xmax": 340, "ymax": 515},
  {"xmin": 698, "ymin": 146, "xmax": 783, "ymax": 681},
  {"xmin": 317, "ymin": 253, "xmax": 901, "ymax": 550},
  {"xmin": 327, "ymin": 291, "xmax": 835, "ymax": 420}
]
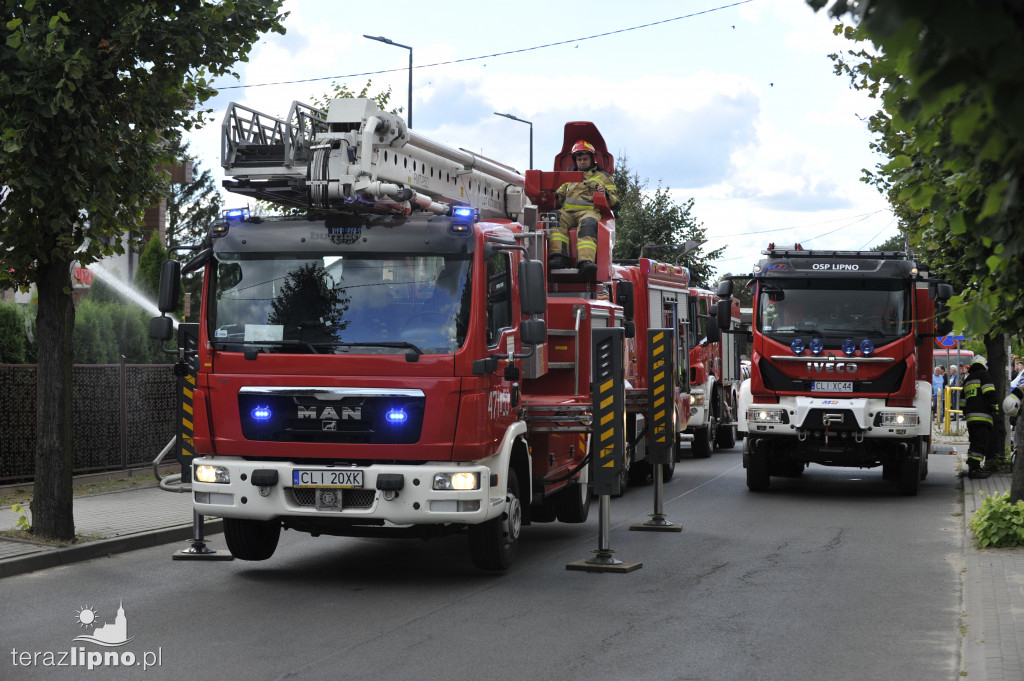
[
  {"xmin": 151, "ymin": 98, "xmax": 696, "ymax": 570},
  {"xmin": 715, "ymin": 243, "xmax": 953, "ymax": 495}
]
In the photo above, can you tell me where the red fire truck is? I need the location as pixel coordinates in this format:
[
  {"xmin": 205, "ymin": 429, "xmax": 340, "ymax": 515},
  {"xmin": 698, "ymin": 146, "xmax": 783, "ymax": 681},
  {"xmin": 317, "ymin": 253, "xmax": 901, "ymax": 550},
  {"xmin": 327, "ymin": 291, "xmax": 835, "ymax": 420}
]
[
  {"xmin": 151, "ymin": 98, "xmax": 686, "ymax": 570},
  {"xmin": 716, "ymin": 244, "xmax": 953, "ymax": 495},
  {"xmin": 683, "ymin": 286, "xmax": 742, "ymax": 458}
]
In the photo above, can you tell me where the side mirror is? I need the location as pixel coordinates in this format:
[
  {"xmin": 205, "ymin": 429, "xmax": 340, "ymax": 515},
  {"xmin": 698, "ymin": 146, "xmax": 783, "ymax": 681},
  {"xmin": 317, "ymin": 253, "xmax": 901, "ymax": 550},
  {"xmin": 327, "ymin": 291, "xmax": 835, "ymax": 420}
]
[
  {"xmin": 717, "ymin": 279, "xmax": 733, "ymax": 297},
  {"xmin": 518, "ymin": 259, "xmax": 547, "ymax": 316},
  {"xmin": 158, "ymin": 260, "xmax": 181, "ymax": 313},
  {"xmin": 717, "ymin": 299, "xmax": 733, "ymax": 332},
  {"xmin": 615, "ymin": 280, "xmax": 635, "ymax": 319},
  {"xmin": 935, "ymin": 282, "xmax": 954, "ymax": 302},
  {"xmin": 149, "ymin": 315, "xmax": 174, "ymax": 342},
  {"xmin": 706, "ymin": 316, "xmax": 721, "ymax": 344},
  {"xmin": 520, "ymin": 317, "xmax": 547, "ymax": 345},
  {"xmin": 623, "ymin": 320, "xmax": 635, "ymax": 339}
]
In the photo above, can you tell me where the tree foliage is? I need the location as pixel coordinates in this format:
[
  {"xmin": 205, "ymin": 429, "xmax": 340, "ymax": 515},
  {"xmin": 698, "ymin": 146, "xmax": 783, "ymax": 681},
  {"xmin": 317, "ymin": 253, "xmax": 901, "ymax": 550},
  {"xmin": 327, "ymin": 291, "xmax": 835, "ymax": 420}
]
[
  {"xmin": 612, "ymin": 156, "xmax": 724, "ymax": 287},
  {"xmin": 0, "ymin": 0, "xmax": 287, "ymax": 540},
  {"xmin": 813, "ymin": 1, "xmax": 1024, "ymax": 338},
  {"xmin": 813, "ymin": 0, "xmax": 1024, "ymax": 501}
]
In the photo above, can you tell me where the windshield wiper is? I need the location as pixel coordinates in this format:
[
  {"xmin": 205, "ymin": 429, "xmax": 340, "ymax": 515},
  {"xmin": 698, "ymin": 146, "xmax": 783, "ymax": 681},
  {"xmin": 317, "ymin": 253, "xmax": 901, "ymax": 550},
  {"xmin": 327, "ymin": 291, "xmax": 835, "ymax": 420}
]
[
  {"xmin": 212, "ymin": 339, "xmax": 321, "ymax": 354},
  {"xmin": 331, "ymin": 341, "xmax": 425, "ymax": 355}
]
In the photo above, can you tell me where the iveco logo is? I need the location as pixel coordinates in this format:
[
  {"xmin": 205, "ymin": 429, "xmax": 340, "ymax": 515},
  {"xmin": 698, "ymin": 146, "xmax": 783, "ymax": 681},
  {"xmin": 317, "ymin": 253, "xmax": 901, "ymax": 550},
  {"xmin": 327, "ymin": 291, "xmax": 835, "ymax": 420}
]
[
  {"xmin": 806, "ymin": 361, "xmax": 859, "ymax": 374},
  {"xmin": 297, "ymin": 406, "xmax": 362, "ymax": 420}
]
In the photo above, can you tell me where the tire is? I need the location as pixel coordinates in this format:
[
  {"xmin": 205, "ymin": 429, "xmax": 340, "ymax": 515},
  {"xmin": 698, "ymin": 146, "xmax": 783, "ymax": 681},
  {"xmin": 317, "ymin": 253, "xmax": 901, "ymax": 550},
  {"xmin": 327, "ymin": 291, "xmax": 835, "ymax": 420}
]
[
  {"xmin": 223, "ymin": 517, "xmax": 281, "ymax": 561},
  {"xmin": 920, "ymin": 438, "xmax": 930, "ymax": 481},
  {"xmin": 717, "ymin": 423, "xmax": 737, "ymax": 449},
  {"xmin": 661, "ymin": 448, "xmax": 677, "ymax": 482},
  {"xmin": 692, "ymin": 422, "xmax": 713, "ymax": 458},
  {"xmin": 554, "ymin": 466, "xmax": 591, "ymax": 523},
  {"xmin": 469, "ymin": 468, "xmax": 522, "ymax": 570},
  {"xmin": 746, "ymin": 447, "xmax": 770, "ymax": 492},
  {"xmin": 897, "ymin": 454, "xmax": 921, "ymax": 496},
  {"xmin": 628, "ymin": 458, "xmax": 652, "ymax": 485}
]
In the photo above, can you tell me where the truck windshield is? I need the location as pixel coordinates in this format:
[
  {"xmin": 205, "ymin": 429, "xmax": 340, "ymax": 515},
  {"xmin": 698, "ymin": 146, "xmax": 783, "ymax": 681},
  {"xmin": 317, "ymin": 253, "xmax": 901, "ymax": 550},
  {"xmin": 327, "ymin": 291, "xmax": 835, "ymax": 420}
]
[
  {"xmin": 757, "ymin": 279, "xmax": 912, "ymax": 344},
  {"xmin": 210, "ymin": 252, "xmax": 472, "ymax": 355}
]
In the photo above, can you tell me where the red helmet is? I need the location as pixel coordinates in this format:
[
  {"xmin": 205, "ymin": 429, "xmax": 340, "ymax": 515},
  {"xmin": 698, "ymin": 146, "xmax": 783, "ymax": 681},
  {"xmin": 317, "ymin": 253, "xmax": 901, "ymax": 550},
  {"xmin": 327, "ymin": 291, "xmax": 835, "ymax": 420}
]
[{"xmin": 571, "ymin": 140, "xmax": 596, "ymax": 157}]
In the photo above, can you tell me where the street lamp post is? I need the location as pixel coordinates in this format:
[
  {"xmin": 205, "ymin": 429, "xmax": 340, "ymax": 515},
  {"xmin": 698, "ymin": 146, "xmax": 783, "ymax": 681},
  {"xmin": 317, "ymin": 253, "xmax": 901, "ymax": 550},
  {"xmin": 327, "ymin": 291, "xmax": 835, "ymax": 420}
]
[
  {"xmin": 493, "ymin": 112, "xmax": 533, "ymax": 170},
  {"xmin": 363, "ymin": 35, "xmax": 413, "ymax": 128}
]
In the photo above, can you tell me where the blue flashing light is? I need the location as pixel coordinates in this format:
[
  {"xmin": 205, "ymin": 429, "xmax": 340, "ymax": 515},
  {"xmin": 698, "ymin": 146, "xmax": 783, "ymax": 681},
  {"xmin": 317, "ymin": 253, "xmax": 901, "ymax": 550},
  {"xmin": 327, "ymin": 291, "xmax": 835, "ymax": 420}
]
[
  {"xmin": 841, "ymin": 338, "xmax": 856, "ymax": 355},
  {"xmin": 452, "ymin": 206, "xmax": 475, "ymax": 219},
  {"xmin": 859, "ymin": 338, "xmax": 875, "ymax": 356},
  {"xmin": 251, "ymin": 405, "xmax": 272, "ymax": 421},
  {"xmin": 790, "ymin": 338, "xmax": 806, "ymax": 354},
  {"xmin": 385, "ymin": 408, "xmax": 408, "ymax": 424},
  {"xmin": 224, "ymin": 207, "xmax": 250, "ymax": 221},
  {"xmin": 809, "ymin": 337, "xmax": 824, "ymax": 355}
]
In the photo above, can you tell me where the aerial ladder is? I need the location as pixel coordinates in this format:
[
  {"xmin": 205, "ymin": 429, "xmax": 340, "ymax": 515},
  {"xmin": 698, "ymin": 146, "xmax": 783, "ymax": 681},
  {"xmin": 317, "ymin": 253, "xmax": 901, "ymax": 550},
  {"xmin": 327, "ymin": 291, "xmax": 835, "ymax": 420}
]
[{"xmin": 220, "ymin": 97, "xmax": 530, "ymax": 220}]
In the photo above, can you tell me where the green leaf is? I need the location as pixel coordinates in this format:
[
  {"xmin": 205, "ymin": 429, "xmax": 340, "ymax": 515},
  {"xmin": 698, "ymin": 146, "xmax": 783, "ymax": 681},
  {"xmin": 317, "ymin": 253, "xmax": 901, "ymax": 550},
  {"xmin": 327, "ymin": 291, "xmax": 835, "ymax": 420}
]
[
  {"xmin": 949, "ymin": 212, "xmax": 967, "ymax": 234},
  {"xmin": 884, "ymin": 155, "xmax": 913, "ymax": 171},
  {"xmin": 979, "ymin": 180, "xmax": 1007, "ymax": 220},
  {"xmin": 5, "ymin": 32, "xmax": 21, "ymax": 49},
  {"xmin": 6, "ymin": 17, "xmax": 23, "ymax": 29}
]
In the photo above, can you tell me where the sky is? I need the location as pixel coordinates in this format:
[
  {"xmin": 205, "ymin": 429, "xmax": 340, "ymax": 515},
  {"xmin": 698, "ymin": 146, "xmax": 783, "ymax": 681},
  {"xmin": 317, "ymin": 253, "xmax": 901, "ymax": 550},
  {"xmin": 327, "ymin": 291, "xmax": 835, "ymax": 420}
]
[{"xmin": 182, "ymin": 0, "xmax": 898, "ymax": 278}]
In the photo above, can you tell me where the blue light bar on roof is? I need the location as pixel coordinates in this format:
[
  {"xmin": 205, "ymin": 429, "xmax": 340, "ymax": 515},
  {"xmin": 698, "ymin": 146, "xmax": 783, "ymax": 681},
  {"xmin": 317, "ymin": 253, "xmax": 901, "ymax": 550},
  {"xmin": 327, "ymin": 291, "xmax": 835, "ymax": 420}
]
[{"xmin": 224, "ymin": 207, "xmax": 250, "ymax": 221}]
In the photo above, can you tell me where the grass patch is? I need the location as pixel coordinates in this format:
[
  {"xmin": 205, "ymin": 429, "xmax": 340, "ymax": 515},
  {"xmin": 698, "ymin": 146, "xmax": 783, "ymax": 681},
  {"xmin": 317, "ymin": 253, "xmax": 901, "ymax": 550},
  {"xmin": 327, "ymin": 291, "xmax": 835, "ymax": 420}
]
[
  {"xmin": 0, "ymin": 474, "xmax": 158, "ymax": 509},
  {"xmin": 0, "ymin": 529, "xmax": 107, "ymax": 547}
]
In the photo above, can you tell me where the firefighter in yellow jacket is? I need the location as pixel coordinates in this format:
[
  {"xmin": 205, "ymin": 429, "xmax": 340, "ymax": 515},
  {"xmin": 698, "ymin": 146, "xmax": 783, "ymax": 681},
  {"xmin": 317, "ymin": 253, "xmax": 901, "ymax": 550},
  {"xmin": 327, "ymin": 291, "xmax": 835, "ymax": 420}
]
[{"xmin": 548, "ymin": 140, "xmax": 618, "ymax": 279}]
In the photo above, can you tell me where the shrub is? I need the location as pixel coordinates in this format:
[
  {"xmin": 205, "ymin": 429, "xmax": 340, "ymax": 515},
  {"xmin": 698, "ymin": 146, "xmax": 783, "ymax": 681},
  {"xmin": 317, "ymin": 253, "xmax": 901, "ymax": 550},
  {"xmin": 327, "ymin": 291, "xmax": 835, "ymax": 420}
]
[
  {"xmin": 72, "ymin": 299, "xmax": 118, "ymax": 364},
  {"xmin": 0, "ymin": 301, "xmax": 27, "ymax": 363},
  {"xmin": 970, "ymin": 492, "xmax": 1024, "ymax": 547}
]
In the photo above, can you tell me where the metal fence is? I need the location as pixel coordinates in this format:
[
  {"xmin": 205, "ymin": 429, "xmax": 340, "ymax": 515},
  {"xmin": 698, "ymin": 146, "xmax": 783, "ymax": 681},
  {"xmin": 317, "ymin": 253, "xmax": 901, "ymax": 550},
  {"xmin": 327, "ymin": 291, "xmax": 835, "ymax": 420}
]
[{"xmin": 0, "ymin": 364, "xmax": 177, "ymax": 483}]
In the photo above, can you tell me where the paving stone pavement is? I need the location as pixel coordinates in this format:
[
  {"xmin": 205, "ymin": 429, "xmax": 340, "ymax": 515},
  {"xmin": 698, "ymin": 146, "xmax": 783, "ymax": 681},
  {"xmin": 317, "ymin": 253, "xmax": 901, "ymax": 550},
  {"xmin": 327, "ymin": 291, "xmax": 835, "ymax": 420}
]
[{"xmin": 0, "ymin": 482, "xmax": 221, "ymax": 578}]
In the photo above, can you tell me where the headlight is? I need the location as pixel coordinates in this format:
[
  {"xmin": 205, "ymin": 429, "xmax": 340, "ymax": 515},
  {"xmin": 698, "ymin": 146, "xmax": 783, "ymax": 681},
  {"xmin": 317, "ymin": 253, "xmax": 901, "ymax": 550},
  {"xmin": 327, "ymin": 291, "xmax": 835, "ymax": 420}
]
[
  {"xmin": 691, "ymin": 388, "xmax": 705, "ymax": 406},
  {"xmin": 195, "ymin": 464, "xmax": 230, "ymax": 484},
  {"xmin": 874, "ymin": 412, "xmax": 919, "ymax": 427},
  {"xmin": 433, "ymin": 472, "xmax": 480, "ymax": 491},
  {"xmin": 746, "ymin": 407, "xmax": 787, "ymax": 424}
]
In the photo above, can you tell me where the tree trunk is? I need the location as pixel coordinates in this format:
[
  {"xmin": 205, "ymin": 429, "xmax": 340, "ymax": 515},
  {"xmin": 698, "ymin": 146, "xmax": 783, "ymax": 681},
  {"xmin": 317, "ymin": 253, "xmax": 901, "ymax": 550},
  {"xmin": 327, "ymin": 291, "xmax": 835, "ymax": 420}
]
[{"xmin": 30, "ymin": 256, "xmax": 76, "ymax": 540}]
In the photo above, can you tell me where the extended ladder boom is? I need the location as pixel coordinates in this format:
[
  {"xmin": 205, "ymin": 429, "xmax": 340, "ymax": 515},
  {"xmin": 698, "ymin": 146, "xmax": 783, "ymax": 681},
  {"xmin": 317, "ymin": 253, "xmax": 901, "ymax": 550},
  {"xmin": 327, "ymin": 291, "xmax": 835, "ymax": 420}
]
[{"xmin": 222, "ymin": 98, "xmax": 528, "ymax": 220}]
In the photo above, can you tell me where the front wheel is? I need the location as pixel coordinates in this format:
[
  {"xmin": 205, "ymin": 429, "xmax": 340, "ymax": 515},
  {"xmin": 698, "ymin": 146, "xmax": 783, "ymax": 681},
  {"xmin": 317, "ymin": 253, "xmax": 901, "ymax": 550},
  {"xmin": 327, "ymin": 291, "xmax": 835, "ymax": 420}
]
[
  {"xmin": 469, "ymin": 469, "xmax": 521, "ymax": 570},
  {"xmin": 897, "ymin": 454, "xmax": 921, "ymax": 496},
  {"xmin": 746, "ymin": 442, "xmax": 770, "ymax": 492},
  {"xmin": 223, "ymin": 517, "xmax": 281, "ymax": 561},
  {"xmin": 554, "ymin": 465, "xmax": 591, "ymax": 523},
  {"xmin": 692, "ymin": 422, "xmax": 714, "ymax": 458}
]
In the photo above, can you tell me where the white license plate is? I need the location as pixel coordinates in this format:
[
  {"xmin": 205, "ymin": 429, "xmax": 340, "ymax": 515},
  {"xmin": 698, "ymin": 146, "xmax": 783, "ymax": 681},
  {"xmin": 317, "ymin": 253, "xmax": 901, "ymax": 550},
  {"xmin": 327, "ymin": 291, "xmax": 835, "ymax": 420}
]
[
  {"xmin": 293, "ymin": 469, "xmax": 364, "ymax": 488},
  {"xmin": 812, "ymin": 381, "xmax": 853, "ymax": 392}
]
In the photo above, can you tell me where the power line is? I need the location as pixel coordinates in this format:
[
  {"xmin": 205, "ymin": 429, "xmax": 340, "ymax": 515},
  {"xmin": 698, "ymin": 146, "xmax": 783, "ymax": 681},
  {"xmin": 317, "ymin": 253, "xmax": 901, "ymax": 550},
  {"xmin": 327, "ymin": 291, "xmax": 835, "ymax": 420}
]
[{"xmin": 216, "ymin": 0, "xmax": 755, "ymax": 91}]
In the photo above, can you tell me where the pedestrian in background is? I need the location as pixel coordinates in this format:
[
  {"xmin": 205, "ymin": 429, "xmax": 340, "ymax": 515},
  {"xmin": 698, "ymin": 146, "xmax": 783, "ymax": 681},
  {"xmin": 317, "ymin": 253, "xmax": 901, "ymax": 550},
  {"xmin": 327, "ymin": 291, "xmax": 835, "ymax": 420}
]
[
  {"xmin": 949, "ymin": 363, "xmax": 961, "ymax": 419},
  {"xmin": 932, "ymin": 365, "xmax": 945, "ymax": 417}
]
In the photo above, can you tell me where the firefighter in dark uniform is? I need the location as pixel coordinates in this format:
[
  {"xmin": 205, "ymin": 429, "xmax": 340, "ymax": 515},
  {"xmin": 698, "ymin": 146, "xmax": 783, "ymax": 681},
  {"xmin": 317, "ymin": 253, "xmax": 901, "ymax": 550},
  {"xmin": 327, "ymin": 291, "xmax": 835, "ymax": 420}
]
[{"xmin": 963, "ymin": 355, "xmax": 998, "ymax": 478}]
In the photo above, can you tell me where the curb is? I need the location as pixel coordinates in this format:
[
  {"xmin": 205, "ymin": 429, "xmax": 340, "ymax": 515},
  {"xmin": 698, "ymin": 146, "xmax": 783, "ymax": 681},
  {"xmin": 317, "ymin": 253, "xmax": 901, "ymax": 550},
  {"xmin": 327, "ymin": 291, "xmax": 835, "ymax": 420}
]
[{"xmin": 0, "ymin": 520, "xmax": 223, "ymax": 580}]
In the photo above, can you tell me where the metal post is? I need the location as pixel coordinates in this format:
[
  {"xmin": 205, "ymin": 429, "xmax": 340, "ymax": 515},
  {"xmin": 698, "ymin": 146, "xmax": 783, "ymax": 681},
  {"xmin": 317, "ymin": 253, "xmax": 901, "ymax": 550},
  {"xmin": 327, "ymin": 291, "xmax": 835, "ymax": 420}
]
[
  {"xmin": 364, "ymin": 35, "xmax": 413, "ymax": 128},
  {"xmin": 632, "ymin": 328, "xmax": 682, "ymax": 532},
  {"xmin": 493, "ymin": 112, "xmax": 533, "ymax": 170},
  {"xmin": 172, "ymin": 511, "xmax": 233, "ymax": 561},
  {"xmin": 567, "ymin": 328, "xmax": 642, "ymax": 573}
]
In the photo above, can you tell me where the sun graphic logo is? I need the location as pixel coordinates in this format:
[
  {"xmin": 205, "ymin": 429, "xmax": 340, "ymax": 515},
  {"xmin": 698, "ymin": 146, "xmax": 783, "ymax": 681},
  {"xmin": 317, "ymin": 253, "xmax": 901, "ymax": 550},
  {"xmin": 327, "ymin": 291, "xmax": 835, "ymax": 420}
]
[{"xmin": 72, "ymin": 600, "xmax": 133, "ymax": 646}]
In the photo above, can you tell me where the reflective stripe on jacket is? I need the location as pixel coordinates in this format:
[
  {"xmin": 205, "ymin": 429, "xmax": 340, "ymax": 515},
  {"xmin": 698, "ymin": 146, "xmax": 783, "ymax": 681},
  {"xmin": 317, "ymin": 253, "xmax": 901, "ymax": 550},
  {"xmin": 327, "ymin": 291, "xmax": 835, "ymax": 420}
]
[
  {"xmin": 963, "ymin": 365, "xmax": 997, "ymax": 425},
  {"xmin": 557, "ymin": 167, "xmax": 619, "ymax": 211}
]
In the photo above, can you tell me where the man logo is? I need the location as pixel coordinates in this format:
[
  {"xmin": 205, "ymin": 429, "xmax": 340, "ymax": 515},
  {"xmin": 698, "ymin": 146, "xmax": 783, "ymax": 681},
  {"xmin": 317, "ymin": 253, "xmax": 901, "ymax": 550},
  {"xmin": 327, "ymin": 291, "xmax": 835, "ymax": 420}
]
[{"xmin": 297, "ymin": 406, "xmax": 362, "ymax": 420}]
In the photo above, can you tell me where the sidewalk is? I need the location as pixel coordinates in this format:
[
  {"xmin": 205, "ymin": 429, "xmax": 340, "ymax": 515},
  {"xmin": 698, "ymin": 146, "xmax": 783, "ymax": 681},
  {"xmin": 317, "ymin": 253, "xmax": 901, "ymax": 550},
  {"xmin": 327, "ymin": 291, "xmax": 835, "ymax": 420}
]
[
  {"xmin": 0, "ymin": 481, "xmax": 222, "ymax": 579},
  {"xmin": 1, "ymin": 438, "xmax": 1022, "ymax": 678}
]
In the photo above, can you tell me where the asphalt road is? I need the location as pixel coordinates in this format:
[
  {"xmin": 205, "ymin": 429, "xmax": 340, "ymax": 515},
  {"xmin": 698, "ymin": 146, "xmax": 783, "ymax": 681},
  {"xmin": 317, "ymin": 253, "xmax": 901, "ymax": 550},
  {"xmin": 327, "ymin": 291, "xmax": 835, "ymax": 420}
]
[{"xmin": 1, "ymin": 444, "xmax": 963, "ymax": 681}]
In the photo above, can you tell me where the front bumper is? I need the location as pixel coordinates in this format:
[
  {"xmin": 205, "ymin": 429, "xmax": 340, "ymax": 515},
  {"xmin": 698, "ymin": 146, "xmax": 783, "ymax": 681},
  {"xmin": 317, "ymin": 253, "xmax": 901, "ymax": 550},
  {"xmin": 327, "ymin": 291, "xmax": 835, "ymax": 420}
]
[{"xmin": 192, "ymin": 457, "xmax": 505, "ymax": 526}]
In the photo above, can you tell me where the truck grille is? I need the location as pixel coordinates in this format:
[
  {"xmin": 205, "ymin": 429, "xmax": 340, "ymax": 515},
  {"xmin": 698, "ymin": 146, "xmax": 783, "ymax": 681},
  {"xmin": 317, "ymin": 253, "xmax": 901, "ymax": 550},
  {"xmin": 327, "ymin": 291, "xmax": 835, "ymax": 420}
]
[
  {"xmin": 759, "ymin": 358, "xmax": 907, "ymax": 394},
  {"xmin": 289, "ymin": 488, "xmax": 376, "ymax": 508}
]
